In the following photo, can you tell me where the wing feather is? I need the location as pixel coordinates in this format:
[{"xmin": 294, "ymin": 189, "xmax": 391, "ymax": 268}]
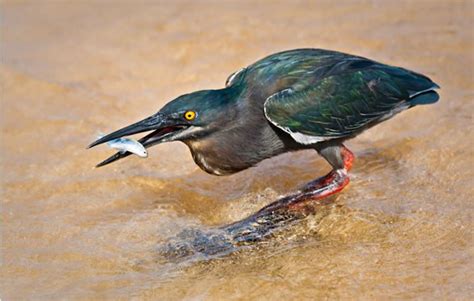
[{"xmin": 264, "ymin": 62, "xmax": 439, "ymax": 145}]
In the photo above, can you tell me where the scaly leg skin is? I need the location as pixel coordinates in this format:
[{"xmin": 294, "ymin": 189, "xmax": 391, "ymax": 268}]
[{"xmin": 225, "ymin": 145, "xmax": 354, "ymax": 243}]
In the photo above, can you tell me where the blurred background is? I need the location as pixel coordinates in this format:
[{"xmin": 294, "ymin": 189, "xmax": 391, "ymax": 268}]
[{"xmin": 1, "ymin": 1, "xmax": 473, "ymax": 300}]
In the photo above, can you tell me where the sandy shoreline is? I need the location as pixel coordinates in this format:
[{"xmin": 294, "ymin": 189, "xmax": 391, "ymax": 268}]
[{"xmin": 1, "ymin": 1, "xmax": 473, "ymax": 299}]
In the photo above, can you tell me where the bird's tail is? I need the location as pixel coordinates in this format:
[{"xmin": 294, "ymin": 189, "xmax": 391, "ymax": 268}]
[
  {"xmin": 409, "ymin": 90, "xmax": 440, "ymax": 106},
  {"xmin": 384, "ymin": 66, "xmax": 440, "ymax": 107}
]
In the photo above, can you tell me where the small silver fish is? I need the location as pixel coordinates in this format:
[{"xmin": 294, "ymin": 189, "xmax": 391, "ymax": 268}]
[{"xmin": 106, "ymin": 137, "xmax": 148, "ymax": 158}]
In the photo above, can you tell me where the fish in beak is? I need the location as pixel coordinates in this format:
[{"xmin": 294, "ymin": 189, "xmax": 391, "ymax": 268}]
[{"xmin": 88, "ymin": 113, "xmax": 189, "ymax": 167}]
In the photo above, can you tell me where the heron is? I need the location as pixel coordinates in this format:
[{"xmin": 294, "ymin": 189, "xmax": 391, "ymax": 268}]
[{"xmin": 89, "ymin": 48, "xmax": 439, "ymax": 221}]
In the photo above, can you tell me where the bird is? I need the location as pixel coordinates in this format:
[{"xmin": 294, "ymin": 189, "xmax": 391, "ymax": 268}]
[{"xmin": 89, "ymin": 48, "xmax": 439, "ymax": 205}]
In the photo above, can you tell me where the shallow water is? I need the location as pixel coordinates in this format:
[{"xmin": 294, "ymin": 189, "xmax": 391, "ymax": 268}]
[{"xmin": 1, "ymin": 1, "xmax": 473, "ymax": 300}]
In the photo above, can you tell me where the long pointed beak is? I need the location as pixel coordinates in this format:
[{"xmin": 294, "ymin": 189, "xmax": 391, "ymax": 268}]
[
  {"xmin": 94, "ymin": 130, "xmax": 159, "ymax": 167},
  {"xmin": 88, "ymin": 113, "xmax": 187, "ymax": 167},
  {"xmin": 88, "ymin": 113, "xmax": 166, "ymax": 148}
]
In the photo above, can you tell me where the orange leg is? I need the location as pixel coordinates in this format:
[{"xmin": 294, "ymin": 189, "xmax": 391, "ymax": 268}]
[
  {"xmin": 226, "ymin": 146, "xmax": 355, "ymax": 242},
  {"xmin": 341, "ymin": 145, "xmax": 354, "ymax": 171},
  {"xmin": 257, "ymin": 144, "xmax": 355, "ymax": 214},
  {"xmin": 301, "ymin": 145, "xmax": 354, "ymax": 193}
]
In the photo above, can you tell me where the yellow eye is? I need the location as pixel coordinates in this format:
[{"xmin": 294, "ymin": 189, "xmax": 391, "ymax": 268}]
[{"xmin": 184, "ymin": 111, "xmax": 196, "ymax": 121}]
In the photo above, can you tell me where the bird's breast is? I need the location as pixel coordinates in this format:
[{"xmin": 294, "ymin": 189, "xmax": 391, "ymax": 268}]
[{"xmin": 184, "ymin": 139, "xmax": 239, "ymax": 176}]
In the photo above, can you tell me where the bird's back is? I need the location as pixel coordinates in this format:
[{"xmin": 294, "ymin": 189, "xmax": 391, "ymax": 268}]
[{"xmin": 240, "ymin": 49, "xmax": 357, "ymax": 94}]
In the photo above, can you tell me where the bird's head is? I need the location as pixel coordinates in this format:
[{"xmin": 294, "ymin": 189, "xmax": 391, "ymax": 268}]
[{"xmin": 88, "ymin": 89, "xmax": 237, "ymax": 167}]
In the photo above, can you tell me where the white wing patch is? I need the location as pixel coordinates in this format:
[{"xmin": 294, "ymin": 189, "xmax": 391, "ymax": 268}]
[
  {"xmin": 263, "ymin": 90, "xmax": 336, "ymax": 145},
  {"xmin": 286, "ymin": 131, "xmax": 332, "ymax": 145}
]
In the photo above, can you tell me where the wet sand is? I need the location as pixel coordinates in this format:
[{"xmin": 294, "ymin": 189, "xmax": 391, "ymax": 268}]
[{"xmin": 1, "ymin": 1, "xmax": 473, "ymax": 300}]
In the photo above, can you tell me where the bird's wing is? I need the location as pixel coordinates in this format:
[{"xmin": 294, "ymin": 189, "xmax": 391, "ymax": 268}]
[
  {"xmin": 225, "ymin": 68, "xmax": 246, "ymax": 87},
  {"xmin": 264, "ymin": 61, "xmax": 439, "ymax": 144}
]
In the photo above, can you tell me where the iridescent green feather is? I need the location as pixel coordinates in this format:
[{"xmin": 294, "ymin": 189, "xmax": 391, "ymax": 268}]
[{"xmin": 251, "ymin": 49, "xmax": 439, "ymax": 142}]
